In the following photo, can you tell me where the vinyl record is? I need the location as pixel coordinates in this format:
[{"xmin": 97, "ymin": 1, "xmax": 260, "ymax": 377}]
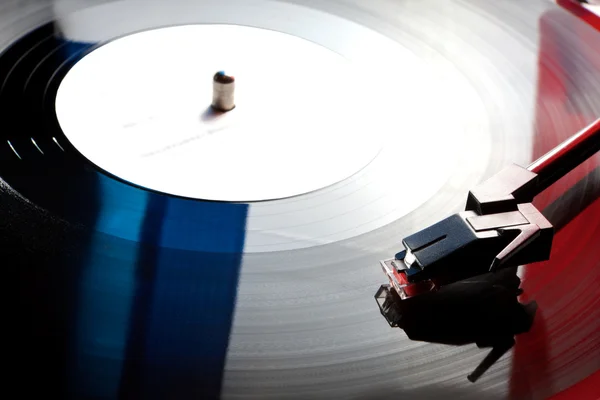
[{"xmin": 1, "ymin": 0, "xmax": 599, "ymax": 399}]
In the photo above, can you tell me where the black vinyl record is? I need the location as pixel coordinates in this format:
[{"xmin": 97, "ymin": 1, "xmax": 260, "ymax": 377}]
[{"xmin": 1, "ymin": 1, "xmax": 599, "ymax": 399}]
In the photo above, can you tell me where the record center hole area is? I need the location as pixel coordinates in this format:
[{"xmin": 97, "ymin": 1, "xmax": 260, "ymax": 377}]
[{"xmin": 55, "ymin": 24, "xmax": 384, "ymax": 202}]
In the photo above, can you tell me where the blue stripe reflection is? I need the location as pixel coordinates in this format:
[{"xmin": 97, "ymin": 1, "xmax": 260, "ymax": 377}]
[{"xmin": 72, "ymin": 177, "xmax": 248, "ymax": 399}]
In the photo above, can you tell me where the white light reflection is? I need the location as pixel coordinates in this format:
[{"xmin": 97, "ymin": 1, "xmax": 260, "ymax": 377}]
[
  {"xmin": 52, "ymin": 136, "xmax": 65, "ymax": 151},
  {"xmin": 7, "ymin": 140, "xmax": 21, "ymax": 160},
  {"xmin": 31, "ymin": 138, "xmax": 44, "ymax": 154}
]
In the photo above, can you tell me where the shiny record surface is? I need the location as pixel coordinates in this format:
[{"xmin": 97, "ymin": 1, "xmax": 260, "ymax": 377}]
[{"xmin": 1, "ymin": 1, "xmax": 599, "ymax": 399}]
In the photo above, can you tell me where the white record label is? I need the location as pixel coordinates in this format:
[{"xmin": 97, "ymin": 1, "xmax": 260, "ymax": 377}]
[{"xmin": 56, "ymin": 24, "xmax": 386, "ymax": 202}]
